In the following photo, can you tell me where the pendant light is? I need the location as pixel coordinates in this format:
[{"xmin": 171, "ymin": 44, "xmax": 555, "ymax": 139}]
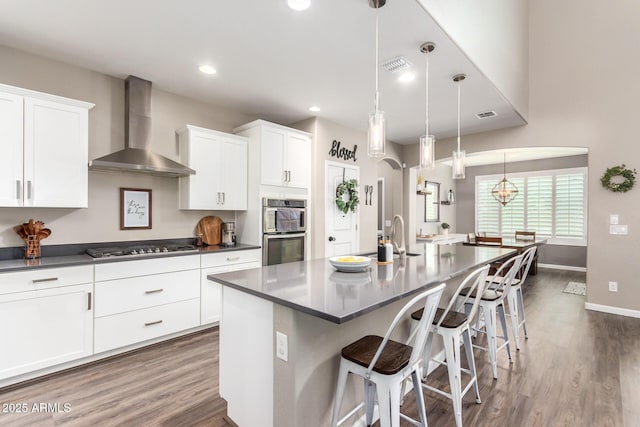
[
  {"xmin": 492, "ymin": 153, "xmax": 519, "ymax": 206},
  {"xmin": 419, "ymin": 42, "xmax": 436, "ymax": 170},
  {"xmin": 452, "ymin": 74, "xmax": 466, "ymax": 179},
  {"xmin": 367, "ymin": 0, "xmax": 386, "ymax": 157}
]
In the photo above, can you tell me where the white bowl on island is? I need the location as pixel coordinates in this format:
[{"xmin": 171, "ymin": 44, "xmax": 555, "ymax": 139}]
[{"xmin": 329, "ymin": 256, "xmax": 371, "ymax": 273}]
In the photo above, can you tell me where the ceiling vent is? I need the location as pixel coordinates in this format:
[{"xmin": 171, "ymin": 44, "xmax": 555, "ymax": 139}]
[
  {"xmin": 475, "ymin": 110, "xmax": 498, "ymax": 119},
  {"xmin": 382, "ymin": 56, "xmax": 413, "ymax": 73}
]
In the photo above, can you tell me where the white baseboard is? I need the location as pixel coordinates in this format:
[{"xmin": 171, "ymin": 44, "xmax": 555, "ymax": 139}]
[
  {"xmin": 538, "ymin": 263, "xmax": 587, "ymax": 272},
  {"xmin": 585, "ymin": 302, "xmax": 640, "ymax": 319}
]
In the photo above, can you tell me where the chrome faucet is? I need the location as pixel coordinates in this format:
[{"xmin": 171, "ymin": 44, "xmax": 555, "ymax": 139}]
[{"xmin": 391, "ymin": 214, "xmax": 406, "ymax": 260}]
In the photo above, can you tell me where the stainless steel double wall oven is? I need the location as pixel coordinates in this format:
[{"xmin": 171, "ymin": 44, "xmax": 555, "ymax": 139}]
[{"xmin": 262, "ymin": 198, "xmax": 306, "ymax": 265}]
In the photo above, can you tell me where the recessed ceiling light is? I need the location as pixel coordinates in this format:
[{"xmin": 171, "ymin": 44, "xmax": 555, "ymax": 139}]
[
  {"xmin": 398, "ymin": 72, "xmax": 415, "ymax": 83},
  {"xmin": 288, "ymin": 0, "xmax": 310, "ymax": 11},
  {"xmin": 199, "ymin": 65, "xmax": 217, "ymax": 75},
  {"xmin": 308, "ymin": 105, "xmax": 320, "ymax": 112}
]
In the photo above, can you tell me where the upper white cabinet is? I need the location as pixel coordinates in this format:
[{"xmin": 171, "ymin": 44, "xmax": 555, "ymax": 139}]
[
  {"xmin": 0, "ymin": 83, "xmax": 94, "ymax": 208},
  {"xmin": 234, "ymin": 120, "xmax": 311, "ymax": 190},
  {"xmin": 178, "ymin": 125, "xmax": 248, "ymax": 211}
]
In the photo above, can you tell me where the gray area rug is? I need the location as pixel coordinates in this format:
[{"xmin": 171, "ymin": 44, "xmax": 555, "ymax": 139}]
[{"xmin": 563, "ymin": 281, "xmax": 586, "ymax": 296}]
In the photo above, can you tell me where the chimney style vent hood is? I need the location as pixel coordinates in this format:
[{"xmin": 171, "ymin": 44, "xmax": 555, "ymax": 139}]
[{"xmin": 89, "ymin": 76, "xmax": 195, "ymax": 177}]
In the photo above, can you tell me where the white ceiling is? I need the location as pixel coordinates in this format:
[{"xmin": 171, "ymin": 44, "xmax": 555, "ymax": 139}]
[{"xmin": 0, "ymin": 0, "xmax": 526, "ymax": 144}]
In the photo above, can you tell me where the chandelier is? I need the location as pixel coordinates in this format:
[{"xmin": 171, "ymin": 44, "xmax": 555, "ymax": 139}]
[{"xmin": 491, "ymin": 153, "xmax": 518, "ymax": 206}]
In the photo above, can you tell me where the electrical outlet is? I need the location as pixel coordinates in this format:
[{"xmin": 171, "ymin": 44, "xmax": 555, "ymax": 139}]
[
  {"xmin": 609, "ymin": 281, "xmax": 618, "ymax": 292},
  {"xmin": 276, "ymin": 331, "xmax": 288, "ymax": 362}
]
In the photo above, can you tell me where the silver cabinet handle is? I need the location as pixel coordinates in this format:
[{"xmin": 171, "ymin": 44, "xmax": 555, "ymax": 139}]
[
  {"xmin": 145, "ymin": 320, "xmax": 163, "ymax": 327},
  {"xmin": 226, "ymin": 256, "xmax": 240, "ymax": 261},
  {"xmin": 27, "ymin": 180, "xmax": 33, "ymax": 199},
  {"xmin": 283, "ymin": 170, "xmax": 287, "ymax": 182},
  {"xmin": 145, "ymin": 288, "xmax": 164, "ymax": 294},
  {"xmin": 87, "ymin": 292, "xmax": 92, "ymax": 310},
  {"xmin": 222, "ymin": 192, "xmax": 225, "ymax": 204},
  {"xmin": 217, "ymin": 192, "xmax": 220, "ymax": 204},
  {"xmin": 288, "ymin": 171, "xmax": 292, "ymax": 182},
  {"xmin": 33, "ymin": 277, "xmax": 58, "ymax": 283},
  {"xmin": 16, "ymin": 180, "xmax": 21, "ymax": 200}
]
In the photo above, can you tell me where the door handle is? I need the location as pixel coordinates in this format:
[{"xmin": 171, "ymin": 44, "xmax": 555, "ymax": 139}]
[
  {"xmin": 328, "ymin": 236, "xmax": 336, "ymax": 242},
  {"xmin": 87, "ymin": 292, "xmax": 92, "ymax": 310},
  {"xmin": 222, "ymin": 192, "xmax": 225, "ymax": 204},
  {"xmin": 16, "ymin": 180, "xmax": 21, "ymax": 200},
  {"xmin": 283, "ymin": 170, "xmax": 287, "ymax": 182},
  {"xmin": 217, "ymin": 192, "xmax": 221, "ymax": 204},
  {"xmin": 287, "ymin": 171, "xmax": 291, "ymax": 182},
  {"xmin": 27, "ymin": 180, "xmax": 33, "ymax": 199}
]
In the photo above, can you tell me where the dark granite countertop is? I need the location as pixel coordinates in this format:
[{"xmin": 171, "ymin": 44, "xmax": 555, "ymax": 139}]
[
  {"xmin": 0, "ymin": 243, "xmax": 261, "ymax": 273},
  {"xmin": 208, "ymin": 243, "xmax": 515, "ymax": 324}
]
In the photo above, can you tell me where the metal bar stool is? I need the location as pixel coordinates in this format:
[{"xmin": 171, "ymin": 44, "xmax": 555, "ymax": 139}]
[
  {"xmin": 408, "ymin": 265, "xmax": 490, "ymax": 427},
  {"xmin": 461, "ymin": 253, "xmax": 524, "ymax": 379},
  {"xmin": 488, "ymin": 246, "xmax": 537, "ymax": 350},
  {"xmin": 331, "ymin": 284, "xmax": 446, "ymax": 427}
]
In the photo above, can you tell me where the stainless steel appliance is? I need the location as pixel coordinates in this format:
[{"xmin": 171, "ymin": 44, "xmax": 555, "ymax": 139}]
[
  {"xmin": 221, "ymin": 222, "xmax": 237, "ymax": 247},
  {"xmin": 263, "ymin": 198, "xmax": 307, "ymax": 265},
  {"xmin": 86, "ymin": 243, "xmax": 197, "ymax": 259}
]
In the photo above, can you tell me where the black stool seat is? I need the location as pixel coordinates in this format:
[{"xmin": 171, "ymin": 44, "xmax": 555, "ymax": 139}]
[
  {"xmin": 411, "ymin": 307, "xmax": 468, "ymax": 328},
  {"xmin": 459, "ymin": 287, "xmax": 502, "ymax": 301},
  {"xmin": 341, "ymin": 335, "xmax": 412, "ymax": 375}
]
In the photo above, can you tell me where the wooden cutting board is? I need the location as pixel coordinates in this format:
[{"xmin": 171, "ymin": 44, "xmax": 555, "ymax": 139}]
[{"xmin": 196, "ymin": 216, "xmax": 223, "ymax": 245}]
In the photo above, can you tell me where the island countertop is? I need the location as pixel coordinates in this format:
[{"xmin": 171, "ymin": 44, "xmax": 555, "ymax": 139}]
[{"xmin": 208, "ymin": 243, "xmax": 515, "ymax": 324}]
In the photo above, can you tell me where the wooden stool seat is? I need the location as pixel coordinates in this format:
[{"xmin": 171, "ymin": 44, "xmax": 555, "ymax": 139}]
[
  {"xmin": 411, "ymin": 307, "xmax": 468, "ymax": 329},
  {"xmin": 341, "ymin": 335, "xmax": 412, "ymax": 375},
  {"xmin": 460, "ymin": 288, "xmax": 503, "ymax": 301}
]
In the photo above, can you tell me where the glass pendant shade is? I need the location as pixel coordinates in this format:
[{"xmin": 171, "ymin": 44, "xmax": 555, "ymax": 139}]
[
  {"xmin": 452, "ymin": 150, "xmax": 466, "ymax": 179},
  {"xmin": 419, "ymin": 134, "xmax": 435, "ymax": 170},
  {"xmin": 368, "ymin": 110, "xmax": 386, "ymax": 157}
]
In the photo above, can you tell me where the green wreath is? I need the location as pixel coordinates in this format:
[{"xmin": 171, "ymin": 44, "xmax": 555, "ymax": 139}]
[
  {"xmin": 601, "ymin": 164, "xmax": 637, "ymax": 193},
  {"xmin": 336, "ymin": 179, "xmax": 359, "ymax": 214}
]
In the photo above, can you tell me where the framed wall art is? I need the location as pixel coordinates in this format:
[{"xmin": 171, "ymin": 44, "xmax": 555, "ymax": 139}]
[{"xmin": 120, "ymin": 188, "xmax": 152, "ymax": 230}]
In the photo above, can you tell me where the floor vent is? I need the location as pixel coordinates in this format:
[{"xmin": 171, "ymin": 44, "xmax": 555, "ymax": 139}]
[
  {"xmin": 382, "ymin": 56, "xmax": 413, "ymax": 73},
  {"xmin": 475, "ymin": 110, "xmax": 498, "ymax": 119}
]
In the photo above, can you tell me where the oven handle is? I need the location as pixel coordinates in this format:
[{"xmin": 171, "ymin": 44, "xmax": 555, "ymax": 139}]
[{"xmin": 263, "ymin": 232, "xmax": 307, "ymax": 240}]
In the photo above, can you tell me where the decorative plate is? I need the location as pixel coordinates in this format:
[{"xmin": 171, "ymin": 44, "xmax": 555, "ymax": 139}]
[{"xmin": 329, "ymin": 256, "xmax": 371, "ymax": 273}]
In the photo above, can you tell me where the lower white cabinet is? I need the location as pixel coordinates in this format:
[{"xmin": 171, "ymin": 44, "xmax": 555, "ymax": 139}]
[
  {"xmin": 94, "ymin": 255, "xmax": 201, "ymax": 353},
  {"xmin": 201, "ymin": 249, "xmax": 261, "ymax": 325},
  {"xmin": 0, "ymin": 282, "xmax": 93, "ymax": 380}
]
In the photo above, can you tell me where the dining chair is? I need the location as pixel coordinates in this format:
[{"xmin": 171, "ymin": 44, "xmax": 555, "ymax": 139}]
[
  {"xmin": 407, "ymin": 265, "xmax": 490, "ymax": 427},
  {"xmin": 488, "ymin": 246, "xmax": 537, "ymax": 350},
  {"xmin": 515, "ymin": 230, "xmax": 536, "ymax": 240},
  {"xmin": 331, "ymin": 283, "xmax": 446, "ymax": 427},
  {"xmin": 475, "ymin": 236, "xmax": 503, "ymax": 246},
  {"xmin": 466, "ymin": 233, "xmax": 476, "ymax": 244},
  {"xmin": 460, "ymin": 253, "xmax": 524, "ymax": 379}
]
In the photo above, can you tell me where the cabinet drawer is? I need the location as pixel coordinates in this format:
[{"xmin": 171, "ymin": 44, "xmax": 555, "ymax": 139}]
[
  {"xmin": 95, "ymin": 269, "xmax": 200, "ymax": 317},
  {"xmin": 95, "ymin": 255, "xmax": 200, "ymax": 281},
  {"xmin": 94, "ymin": 299, "xmax": 200, "ymax": 353},
  {"xmin": 0, "ymin": 265, "xmax": 93, "ymax": 295},
  {"xmin": 201, "ymin": 249, "xmax": 261, "ymax": 269}
]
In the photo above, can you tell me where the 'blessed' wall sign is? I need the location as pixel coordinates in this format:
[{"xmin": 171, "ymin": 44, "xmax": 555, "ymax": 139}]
[{"xmin": 328, "ymin": 140, "xmax": 357, "ymax": 162}]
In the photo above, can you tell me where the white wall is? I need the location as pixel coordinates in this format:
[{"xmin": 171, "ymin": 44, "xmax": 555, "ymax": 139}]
[
  {"xmin": 0, "ymin": 44, "xmax": 256, "ymax": 247},
  {"xmin": 431, "ymin": 0, "xmax": 640, "ymax": 313},
  {"xmin": 417, "ymin": 0, "xmax": 529, "ymax": 119}
]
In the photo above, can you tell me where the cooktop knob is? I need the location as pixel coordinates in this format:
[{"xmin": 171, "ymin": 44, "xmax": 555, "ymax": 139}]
[
  {"xmin": 162, "ymin": 247, "xmax": 169, "ymax": 253},
  {"xmin": 154, "ymin": 248, "xmax": 161, "ymax": 253},
  {"xmin": 130, "ymin": 250, "xmax": 138, "ymax": 255}
]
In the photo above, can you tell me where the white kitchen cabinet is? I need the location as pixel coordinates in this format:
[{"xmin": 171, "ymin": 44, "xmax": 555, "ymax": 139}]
[
  {"xmin": 178, "ymin": 125, "xmax": 248, "ymax": 210},
  {"xmin": 94, "ymin": 255, "xmax": 201, "ymax": 353},
  {"xmin": 233, "ymin": 119, "xmax": 311, "ymax": 190},
  {"xmin": 0, "ymin": 266, "xmax": 94, "ymax": 381},
  {"xmin": 0, "ymin": 83, "xmax": 94, "ymax": 208},
  {"xmin": 201, "ymin": 249, "xmax": 261, "ymax": 325}
]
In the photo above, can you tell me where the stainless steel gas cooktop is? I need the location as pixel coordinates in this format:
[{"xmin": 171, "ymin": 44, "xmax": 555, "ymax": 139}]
[{"xmin": 86, "ymin": 243, "xmax": 197, "ymax": 258}]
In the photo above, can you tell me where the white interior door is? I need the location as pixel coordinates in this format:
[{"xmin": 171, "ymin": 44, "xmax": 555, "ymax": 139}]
[{"xmin": 325, "ymin": 161, "xmax": 359, "ymax": 257}]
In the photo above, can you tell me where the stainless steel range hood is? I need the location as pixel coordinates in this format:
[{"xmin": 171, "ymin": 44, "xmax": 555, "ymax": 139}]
[{"xmin": 89, "ymin": 76, "xmax": 195, "ymax": 177}]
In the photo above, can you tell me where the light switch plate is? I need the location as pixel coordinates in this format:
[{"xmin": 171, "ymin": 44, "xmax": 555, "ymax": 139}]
[
  {"xmin": 610, "ymin": 214, "xmax": 619, "ymax": 225},
  {"xmin": 609, "ymin": 224, "xmax": 628, "ymax": 235}
]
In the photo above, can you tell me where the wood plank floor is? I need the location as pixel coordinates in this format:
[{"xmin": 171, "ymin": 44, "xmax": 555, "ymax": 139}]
[{"xmin": 0, "ymin": 269, "xmax": 638, "ymax": 426}]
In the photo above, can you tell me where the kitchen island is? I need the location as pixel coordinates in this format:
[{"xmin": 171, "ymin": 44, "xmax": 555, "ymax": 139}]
[{"xmin": 208, "ymin": 243, "xmax": 515, "ymax": 427}]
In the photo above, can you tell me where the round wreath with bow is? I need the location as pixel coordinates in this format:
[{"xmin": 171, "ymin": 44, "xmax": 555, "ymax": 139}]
[
  {"xmin": 335, "ymin": 179, "xmax": 359, "ymax": 214},
  {"xmin": 601, "ymin": 164, "xmax": 637, "ymax": 193}
]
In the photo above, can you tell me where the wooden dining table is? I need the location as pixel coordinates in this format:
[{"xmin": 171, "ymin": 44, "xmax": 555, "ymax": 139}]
[{"xmin": 463, "ymin": 237, "xmax": 547, "ymax": 275}]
